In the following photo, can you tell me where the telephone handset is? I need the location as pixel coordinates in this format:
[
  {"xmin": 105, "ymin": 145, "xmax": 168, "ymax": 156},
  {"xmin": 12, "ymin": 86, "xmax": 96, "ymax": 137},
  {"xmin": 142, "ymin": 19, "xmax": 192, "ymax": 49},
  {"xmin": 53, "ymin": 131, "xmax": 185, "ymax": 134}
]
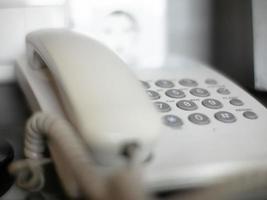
[{"xmin": 19, "ymin": 29, "xmax": 161, "ymax": 165}]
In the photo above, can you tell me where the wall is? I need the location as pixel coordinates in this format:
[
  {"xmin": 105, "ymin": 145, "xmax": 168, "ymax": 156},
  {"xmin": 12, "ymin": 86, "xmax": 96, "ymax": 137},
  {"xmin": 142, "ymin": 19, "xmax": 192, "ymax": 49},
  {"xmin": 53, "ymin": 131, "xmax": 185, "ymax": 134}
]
[{"xmin": 168, "ymin": 0, "xmax": 254, "ymax": 89}]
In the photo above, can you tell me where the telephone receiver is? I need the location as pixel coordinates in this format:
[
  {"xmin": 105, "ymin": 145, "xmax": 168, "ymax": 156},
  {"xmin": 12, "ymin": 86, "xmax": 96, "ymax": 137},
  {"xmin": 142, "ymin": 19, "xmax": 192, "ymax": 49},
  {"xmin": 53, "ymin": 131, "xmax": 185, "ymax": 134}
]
[{"xmin": 19, "ymin": 29, "xmax": 161, "ymax": 166}]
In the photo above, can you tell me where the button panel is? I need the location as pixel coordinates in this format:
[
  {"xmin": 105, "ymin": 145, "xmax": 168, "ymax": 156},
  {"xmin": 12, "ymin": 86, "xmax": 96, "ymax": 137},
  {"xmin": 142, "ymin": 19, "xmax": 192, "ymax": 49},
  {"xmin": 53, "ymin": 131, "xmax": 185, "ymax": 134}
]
[{"xmin": 142, "ymin": 78, "xmax": 258, "ymax": 128}]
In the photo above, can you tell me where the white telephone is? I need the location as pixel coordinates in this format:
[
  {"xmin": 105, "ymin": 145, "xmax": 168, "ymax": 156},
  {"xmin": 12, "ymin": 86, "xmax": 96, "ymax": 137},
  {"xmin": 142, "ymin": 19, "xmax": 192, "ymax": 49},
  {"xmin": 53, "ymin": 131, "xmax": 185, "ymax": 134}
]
[
  {"xmin": 16, "ymin": 29, "xmax": 267, "ymax": 198},
  {"xmin": 18, "ymin": 29, "xmax": 161, "ymax": 164}
]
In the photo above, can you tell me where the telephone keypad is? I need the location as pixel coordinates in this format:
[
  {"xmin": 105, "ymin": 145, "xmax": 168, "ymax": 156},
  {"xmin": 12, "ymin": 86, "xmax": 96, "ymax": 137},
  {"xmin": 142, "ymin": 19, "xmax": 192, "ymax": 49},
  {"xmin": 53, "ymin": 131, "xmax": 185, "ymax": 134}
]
[
  {"xmin": 154, "ymin": 102, "xmax": 171, "ymax": 113},
  {"xmin": 190, "ymin": 88, "xmax": 210, "ymax": 97},
  {"xmin": 177, "ymin": 100, "xmax": 198, "ymax": 111},
  {"xmin": 143, "ymin": 78, "xmax": 258, "ymax": 128},
  {"xmin": 165, "ymin": 89, "xmax": 185, "ymax": 99},
  {"xmin": 188, "ymin": 113, "xmax": 210, "ymax": 125}
]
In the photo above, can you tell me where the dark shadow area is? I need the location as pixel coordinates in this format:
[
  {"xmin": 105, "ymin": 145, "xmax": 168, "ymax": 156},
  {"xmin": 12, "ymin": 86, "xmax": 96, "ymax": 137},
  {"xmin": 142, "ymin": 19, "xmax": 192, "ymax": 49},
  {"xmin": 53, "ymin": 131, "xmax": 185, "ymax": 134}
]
[{"xmin": 210, "ymin": 0, "xmax": 255, "ymax": 89}]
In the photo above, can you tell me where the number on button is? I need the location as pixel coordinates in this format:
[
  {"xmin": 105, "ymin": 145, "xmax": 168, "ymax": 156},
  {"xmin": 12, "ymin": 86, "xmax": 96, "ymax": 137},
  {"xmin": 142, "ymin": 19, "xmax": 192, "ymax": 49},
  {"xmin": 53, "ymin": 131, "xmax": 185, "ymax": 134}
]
[
  {"xmin": 177, "ymin": 100, "xmax": 198, "ymax": 111},
  {"xmin": 154, "ymin": 102, "xmax": 171, "ymax": 112}
]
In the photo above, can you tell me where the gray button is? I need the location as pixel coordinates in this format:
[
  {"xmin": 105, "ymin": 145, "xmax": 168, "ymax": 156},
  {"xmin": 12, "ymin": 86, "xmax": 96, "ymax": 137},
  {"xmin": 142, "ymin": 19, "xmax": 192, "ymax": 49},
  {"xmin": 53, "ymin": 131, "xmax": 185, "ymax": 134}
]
[
  {"xmin": 230, "ymin": 98, "xmax": 244, "ymax": 106},
  {"xmin": 202, "ymin": 98, "xmax": 223, "ymax": 109},
  {"xmin": 165, "ymin": 89, "xmax": 185, "ymax": 99},
  {"xmin": 190, "ymin": 88, "xmax": 210, "ymax": 97},
  {"xmin": 155, "ymin": 80, "xmax": 174, "ymax": 88},
  {"xmin": 215, "ymin": 111, "xmax": 236, "ymax": 123},
  {"xmin": 146, "ymin": 90, "xmax": 160, "ymax": 100},
  {"xmin": 141, "ymin": 81, "xmax": 150, "ymax": 89},
  {"xmin": 177, "ymin": 100, "xmax": 198, "ymax": 111},
  {"xmin": 179, "ymin": 79, "xmax": 198, "ymax": 87},
  {"xmin": 188, "ymin": 113, "xmax": 210, "ymax": 125},
  {"xmin": 154, "ymin": 102, "xmax": 171, "ymax": 112},
  {"xmin": 163, "ymin": 115, "xmax": 183, "ymax": 128},
  {"xmin": 205, "ymin": 79, "xmax": 218, "ymax": 85},
  {"xmin": 243, "ymin": 111, "xmax": 258, "ymax": 120},
  {"xmin": 217, "ymin": 88, "xmax": 230, "ymax": 95}
]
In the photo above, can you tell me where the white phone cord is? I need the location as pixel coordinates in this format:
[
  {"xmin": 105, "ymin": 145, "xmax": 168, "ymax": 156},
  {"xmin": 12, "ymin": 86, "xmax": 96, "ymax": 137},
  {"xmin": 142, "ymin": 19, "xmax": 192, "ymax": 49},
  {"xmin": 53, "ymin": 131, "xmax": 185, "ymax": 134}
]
[{"xmin": 9, "ymin": 112, "xmax": 148, "ymax": 200}]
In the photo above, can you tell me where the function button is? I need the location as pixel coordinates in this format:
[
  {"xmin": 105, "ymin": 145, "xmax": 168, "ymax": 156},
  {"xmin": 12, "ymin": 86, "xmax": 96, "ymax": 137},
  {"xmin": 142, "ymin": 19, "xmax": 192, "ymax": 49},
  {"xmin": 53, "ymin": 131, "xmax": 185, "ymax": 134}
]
[
  {"xmin": 229, "ymin": 98, "xmax": 244, "ymax": 106},
  {"xmin": 165, "ymin": 89, "xmax": 185, "ymax": 99},
  {"xmin": 190, "ymin": 88, "xmax": 210, "ymax": 97},
  {"xmin": 243, "ymin": 111, "xmax": 258, "ymax": 120},
  {"xmin": 217, "ymin": 88, "xmax": 231, "ymax": 95},
  {"xmin": 163, "ymin": 115, "xmax": 183, "ymax": 128},
  {"xmin": 146, "ymin": 90, "xmax": 160, "ymax": 100},
  {"xmin": 141, "ymin": 81, "xmax": 150, "ymax": 89},
  {"xmin": 202, "ymin": 98, "xmax": 223, "ymax": 109},
  {"xmin": 215, "ymin": 111, "xmax": 236, "ymax": 123},
  {"xmin": 155, "ymin": 80, "xmax": 174, "ymax": 88},
  {"xmin": 177, "ymin": 100, "xmax": 198, "ymax": 111},
  {"xmin": 179, "ymin": 79, "xmax": 198, "ymax": 87},
  {"xmin": 205, "ymin": 79, "xmax": 218, "ymax": 85},
  {"xmin": 188, "ymin": 113, "xmax": 210, "ymax": 125},
  {"xmin": 154, "ymin": 102, "xmax": 171, "ymax": 112}
]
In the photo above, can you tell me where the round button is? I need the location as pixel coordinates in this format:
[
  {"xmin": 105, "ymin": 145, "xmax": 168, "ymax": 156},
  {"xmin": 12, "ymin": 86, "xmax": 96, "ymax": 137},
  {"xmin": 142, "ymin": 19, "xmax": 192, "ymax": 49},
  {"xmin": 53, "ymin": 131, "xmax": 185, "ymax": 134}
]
[
  {"xmin": 215, "ymin": 111, "xmax": 236, "ymax": 123},
  {"xmin": 165, "ymin": 89, "xmax": 185, "ymax": 99},
  {"xmin": 190, "ymin": 88, "xmax": 210, "ymax": 97},
  {"xmin": 155, "ymin": 80, "xmax": 174, "ymax": 88},
  {"xmin": 141, "ymin": 81, "xmax": 150, "ymax": 89},
  {"xmin": 146, "ymin": 90, "xmax": 160, "ymax": 100},
  {"xmin": 230, "ymin": 98, "xmax": 244, "ymax": 106},
  {"xmin": 188, "ymin": 113, "xmax": 210, "ymax": 125},
  {"xmin": 179, "ymin": 79, "xmax": 198, "ymax": 87},
  {"xmin": 176, "ymin": 100, "xmax": 198, "ymax": 111},
  {"xmin": 154, "ymin": 102, "xmax": 171, "ymax": 112},
  {"xmin": 205, "ymin": 79, "xmax": 218, "ymax": 85},
  {"xmin": 243, "ymin": 111, "xmax": 258, "ymax": 120},
  {"xmin": 202, "ymin": 98, "xmax": 223, "ymax": 109},
  {"xmin": 217, "ymin": 88, "xmax": 231, "ymax": 95},
  {"xmin": 163, "ymin": 115, "xmax": 183, "ymax": 128}
]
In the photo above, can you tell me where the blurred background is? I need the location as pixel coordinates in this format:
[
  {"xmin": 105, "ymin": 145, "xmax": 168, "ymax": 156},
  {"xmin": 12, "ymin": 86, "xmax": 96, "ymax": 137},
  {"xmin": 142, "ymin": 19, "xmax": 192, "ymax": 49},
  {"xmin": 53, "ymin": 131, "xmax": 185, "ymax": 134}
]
[{"xmin": 0, "ymin": 0, "xmax": 266, "ymax": 91}]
